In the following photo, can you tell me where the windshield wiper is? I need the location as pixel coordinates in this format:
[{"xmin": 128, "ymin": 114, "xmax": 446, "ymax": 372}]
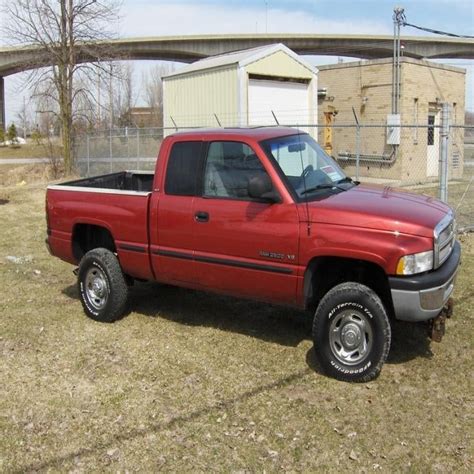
[
  {"xmin": 300, "ymin": 184, "xmax": 338, "ymax": 195},
  {"xmin": 300, "ymin": 176, "xmax": 359, "ymax": 196}
]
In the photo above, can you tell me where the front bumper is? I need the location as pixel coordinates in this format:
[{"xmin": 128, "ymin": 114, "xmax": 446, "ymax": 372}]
[{"xmin": 389, "ymin": 240, "xmax": 461, "ymax": 322}]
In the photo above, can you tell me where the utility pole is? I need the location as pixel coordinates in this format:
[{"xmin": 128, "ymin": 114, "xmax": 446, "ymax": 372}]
[{"xmin": 392, "ymin": 6, "xmax": 405, "ymax": 115}]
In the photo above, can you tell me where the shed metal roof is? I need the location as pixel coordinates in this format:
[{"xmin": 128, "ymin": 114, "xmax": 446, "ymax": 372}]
[{"xmin": 164, "ymin": 43, "xmax": 318, "ymax": 79}]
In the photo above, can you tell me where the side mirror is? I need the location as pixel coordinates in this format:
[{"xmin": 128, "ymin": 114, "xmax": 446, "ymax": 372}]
[{"xmin": 248, "ymin": 174, "xmax": 281, "ymax": 203}]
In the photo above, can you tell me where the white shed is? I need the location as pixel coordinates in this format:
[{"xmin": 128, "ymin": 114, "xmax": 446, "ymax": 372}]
[{"xmin": 163, "ymin": 43, "xmax": 318, "ymax": 135}]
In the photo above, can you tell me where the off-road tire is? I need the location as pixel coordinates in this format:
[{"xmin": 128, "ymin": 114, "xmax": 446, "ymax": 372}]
[
  {"xmin": 78, "ymin": 248, "xmax": 128, "ymax": 322},
  {"xmin": 312, "ymin": 282, "xmax": 391, "ymax": 382}
]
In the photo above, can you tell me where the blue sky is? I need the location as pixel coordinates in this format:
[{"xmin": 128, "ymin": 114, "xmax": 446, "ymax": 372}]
[
  {"xmin": 1, "ymin": 0, "xmax": 473, "ymax": 123},
  {"xmin": 120, "ymin": 0, "xmax": 473, "ymax": 37}
]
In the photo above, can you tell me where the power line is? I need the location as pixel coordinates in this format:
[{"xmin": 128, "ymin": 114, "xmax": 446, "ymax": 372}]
[{"xmin": 402, "ymin": 21, "xmax": 474, "ymax": 39}]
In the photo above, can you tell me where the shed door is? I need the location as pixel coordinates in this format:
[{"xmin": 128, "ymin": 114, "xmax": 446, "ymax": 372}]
[{"xmin": 248, "ymin": 79, "xmax": 310, "ymax": 129}]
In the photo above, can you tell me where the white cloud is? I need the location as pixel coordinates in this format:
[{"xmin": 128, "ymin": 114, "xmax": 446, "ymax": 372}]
[{"xmin": 120, "ymin": 2, "xmax": 392, "ymax": 37}]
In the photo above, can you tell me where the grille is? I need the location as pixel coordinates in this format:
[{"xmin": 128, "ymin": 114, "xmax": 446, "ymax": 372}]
[
  {"xmin": 452, "ymin": 152, "xmax": 460, "ymax": 169},
  {"xmin": 434, "ymin": 212, "xmax": 456, "ymax": 269}
]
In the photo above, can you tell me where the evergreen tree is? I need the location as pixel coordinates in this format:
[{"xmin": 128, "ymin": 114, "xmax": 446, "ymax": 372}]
[{"xmin": 7, "ymin": 123, "xmax": 18, "ymax": 145}]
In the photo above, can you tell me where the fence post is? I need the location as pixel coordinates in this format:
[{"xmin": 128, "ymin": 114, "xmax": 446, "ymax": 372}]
[
  {"xmin": 86, "ymin": 135, "xmax": 90, "ymax": 177},
  {"xmin": 109, "ymin": 128, "xmax": 113, "ymax": 173},
  {"xmin": 136, "ymin": 128, "xmax": 140, "ymax": 170},
  {"xmin": 126, "ymin": 127, "xmax": 130, "ymax": 168},
  {"xmin": 439, "ymin": 102, "xmax": 450, "ymax": 203}
]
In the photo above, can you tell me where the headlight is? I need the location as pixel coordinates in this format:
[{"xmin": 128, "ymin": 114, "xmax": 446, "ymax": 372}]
[{"xmin": 396, "ymin": 250, "xmax": 433, "ymax": 275}]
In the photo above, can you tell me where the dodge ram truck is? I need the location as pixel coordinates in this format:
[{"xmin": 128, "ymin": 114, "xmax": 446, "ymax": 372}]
[{"xmin": 46, "ymin": 127, "xmax": 460, "ymax": 382}]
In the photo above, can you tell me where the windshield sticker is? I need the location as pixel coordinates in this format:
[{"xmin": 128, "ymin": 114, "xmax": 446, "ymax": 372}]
[{"xmin": 321, "ymin": 165, "xmax": 343, "ymax": 182}]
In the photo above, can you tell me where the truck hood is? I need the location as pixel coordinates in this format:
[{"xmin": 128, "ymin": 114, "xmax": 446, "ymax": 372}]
[{"xmin": 305, "ymin": 184, "xmax": 451, "ymax": 238}]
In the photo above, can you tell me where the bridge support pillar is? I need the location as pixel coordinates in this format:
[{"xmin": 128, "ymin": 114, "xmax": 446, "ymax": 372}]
[{"xmin": 0, "ymin": 76, "xmax": 5, "ymax": 131}]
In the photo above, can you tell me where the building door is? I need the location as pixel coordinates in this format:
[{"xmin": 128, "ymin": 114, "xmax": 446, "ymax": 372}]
[
  {"xmin": 427, "ymin": 107, "xmax": 440, "ymax": 177},
  {"xmin": 248, "ymin": 79, "xmax": 310, "ymax": 130}
]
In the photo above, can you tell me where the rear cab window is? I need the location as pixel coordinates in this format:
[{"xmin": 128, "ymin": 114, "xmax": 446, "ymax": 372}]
[{"xmin": 165, "ymin": 141, "xmax": 203, "ymax": 196}]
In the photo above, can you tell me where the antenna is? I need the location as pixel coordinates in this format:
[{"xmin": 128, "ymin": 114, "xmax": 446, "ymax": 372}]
[
  {"xmin": 352, "ymin": 107, "xmax": 361, "ymax": 181},
  {"xmin": 214, "ymin": 113, "xmax": 222, "ymax": 127},
  {"xmin": 296, "ymin": 127, "xmax": 311, "ymax": 236},
  {"xmin": 271, "ymin": 110, "xmax": 280, "ymax": 125}
]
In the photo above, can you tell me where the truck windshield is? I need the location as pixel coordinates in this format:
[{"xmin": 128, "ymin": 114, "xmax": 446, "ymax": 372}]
[{"xmin": 260, "ymin": 133, "xmax": 353, "ymax": 200}]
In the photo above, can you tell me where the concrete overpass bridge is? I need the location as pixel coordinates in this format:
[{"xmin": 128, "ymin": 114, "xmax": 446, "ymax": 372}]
[{"xmin": 1, "ymin": 33, "xmax": 473, "ymax": 127}]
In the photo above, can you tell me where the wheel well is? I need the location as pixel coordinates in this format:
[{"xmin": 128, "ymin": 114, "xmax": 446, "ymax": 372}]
[
  {"xmin": 72, "ymin": 224, "xmax": 116, "ymax": 261},
  {"xmin": 304, "ymin": 256, "xmax": 394, "ymax": 317}
]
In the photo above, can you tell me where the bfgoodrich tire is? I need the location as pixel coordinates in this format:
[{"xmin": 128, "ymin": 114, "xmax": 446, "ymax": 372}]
[
  {"xmin": 78, "ymin": 248, "xmax": 128, "ymax": 322},
  {"xmin": 312, "ymin": 282, "xmax": 391, "ymax": 382}
]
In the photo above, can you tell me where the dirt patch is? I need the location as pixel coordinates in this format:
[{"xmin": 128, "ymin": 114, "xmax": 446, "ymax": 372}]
[
  {"xmin": 0, "ymin": 163, "xmax": 64, "ymax": 187},
  {"xmin": 0, "ymin": 198, "xmax": 9, "ymax": 205}
]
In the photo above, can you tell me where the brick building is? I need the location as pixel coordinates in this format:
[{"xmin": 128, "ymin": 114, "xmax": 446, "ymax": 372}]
[{"xmin": 317, "ymin": 57, "xmax": 466, "ymax": 184}]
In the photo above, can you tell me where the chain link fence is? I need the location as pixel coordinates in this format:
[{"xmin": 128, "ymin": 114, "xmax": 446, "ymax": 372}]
[{"xmin": 74, "ymin": 123, "xmax": 473, "ymax": 230}]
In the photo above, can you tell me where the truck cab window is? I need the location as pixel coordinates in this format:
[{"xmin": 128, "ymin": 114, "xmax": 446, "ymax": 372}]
[
  {"xmin": 165, "ymin": 141, "xmax": 203, "ymax": 196},
  {"xmin": 203, "ymin": 141, "xmax": 268, "ymax": 200}
]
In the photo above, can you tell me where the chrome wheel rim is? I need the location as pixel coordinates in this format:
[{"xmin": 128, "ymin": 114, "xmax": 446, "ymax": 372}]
[
  {"xmin": 84, "ymin": 267, "xmax": 109, "ymax": 310},
  {"xmin": 329, "ymin": 309, "xmax": 373, "ymax": 366}
]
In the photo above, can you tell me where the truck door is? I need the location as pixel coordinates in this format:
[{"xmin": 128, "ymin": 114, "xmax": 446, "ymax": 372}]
[
  {"xmin": 150, "ymin": 141, "xmax": 203, "ymax": 284},
  {"xmin": 192, "ymin": 141, "xmax": 299, "ymax": 304}
]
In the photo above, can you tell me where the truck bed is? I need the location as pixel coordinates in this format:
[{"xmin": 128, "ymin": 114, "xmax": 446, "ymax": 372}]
[
  {"xmin": 55, "ymin": 171, "xmax": 154, "ymax": 193},
  {"xmin": 46, "ymin": 170, "xmax": 154, "ymax": 280}
]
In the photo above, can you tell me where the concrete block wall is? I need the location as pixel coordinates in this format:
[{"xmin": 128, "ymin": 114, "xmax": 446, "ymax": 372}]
[
  {"xmin": 400, "ymin": 60, "xmax": 465, "ymax": 182},
  {"xmin": 318, "ymin": 58, "xmax": 466, "ymax": 184}
]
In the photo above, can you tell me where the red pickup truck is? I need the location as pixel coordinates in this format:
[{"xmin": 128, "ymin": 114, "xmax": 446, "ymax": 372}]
[{"xmin": 46, "ymin": 127, "xmax": 460, "ymax": 382}]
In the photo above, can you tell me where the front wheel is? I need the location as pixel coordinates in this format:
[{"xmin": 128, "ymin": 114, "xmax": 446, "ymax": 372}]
[
  {"xmin": 78, "ymin": 248, "xmax": 128, "ymax": 322},
  {"xmin": 312, "ymin": 282, "xmax": 391, "ymax": 382}
]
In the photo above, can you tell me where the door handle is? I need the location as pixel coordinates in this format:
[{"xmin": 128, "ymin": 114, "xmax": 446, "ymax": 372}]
[{"xmin": 195, "ymin": 211, "xmax": 209, "ymax": 222}]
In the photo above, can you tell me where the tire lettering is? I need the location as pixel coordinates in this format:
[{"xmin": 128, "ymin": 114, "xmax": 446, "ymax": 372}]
[
  {"xmin": 330, "ymin": 360, "xmax": 372, "ymax": 374},
  {"xmin": 328, "ymin": 301, "xmax": 373, "ymax": 319}
]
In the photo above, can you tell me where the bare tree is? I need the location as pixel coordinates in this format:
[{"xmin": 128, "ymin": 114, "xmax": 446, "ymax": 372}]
[
  {"xmin": 2, "ymin": 0, "xmax": 121, "ymax": 173},
  {"xmin": 16, "ymin": 97, "xmax": 33, "ymax": 140},
  {"xmin": 88, "ymin": 61, "xmax": 137, "ymax": 129},
  {"xmin": 110, "ymin": 62, "xmax": 136, "ymax": 127},
  {"xmin": 143, "ymin": 63, "xmax": 175, "ymax": 127}
]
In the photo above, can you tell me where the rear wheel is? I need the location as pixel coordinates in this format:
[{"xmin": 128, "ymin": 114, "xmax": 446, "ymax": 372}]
[
  {"xmin": 312, "ymin": 282, "xmax": 391, "ymax": 382},
  {"xmin": 78, "ymin": 248, "xmax": 128, "ymax": 322}
]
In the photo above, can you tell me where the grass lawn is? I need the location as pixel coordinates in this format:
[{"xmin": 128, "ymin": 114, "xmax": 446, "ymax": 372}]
[
  {"xmin": 0, "ymin": 143, "xmax": 62, "ymax": 159},
  {"xmin": 0, "ymin": 184, "xmax": 472, "ymax": 472}
]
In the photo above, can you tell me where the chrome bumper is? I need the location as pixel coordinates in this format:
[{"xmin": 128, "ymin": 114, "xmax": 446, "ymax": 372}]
[
  {"xmin": 391, "ymin": 271, "xmax": 457, "ymax": 322},
  {"xmin": 389, "ymin": 241, "xmax": 461, "ymax": 322}
]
